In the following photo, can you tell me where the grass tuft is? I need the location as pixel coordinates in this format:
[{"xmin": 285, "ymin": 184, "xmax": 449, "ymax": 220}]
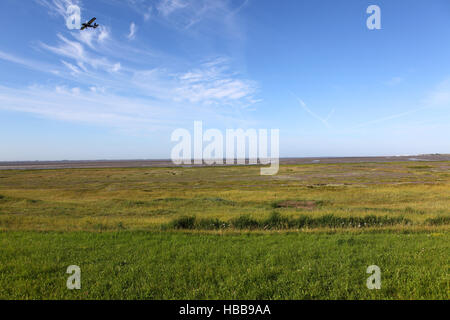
[
  {"xmin": 230, "ymin": 215, "xmax": 260, "ymax": 229},
  {"xmin": 425, "ymin": 216, "xmax": 450, "ymax": 226},
  {"xmin": 165, "ymin": 214, "xmax": 411, "ymax": 230},
  {"xmin": 196, "ymin": 218, "xmax": 229, "ymax": 230},
  {"xmin": 263, "ymin": 212, "xmax": 290, "ymax": 229},
  {"xmin": 169, "ymin": 216, "xmax": 196, "ymax": 229},
  {"xmin": 271, "ymin": 199, "xmax": 327, "ymax": 209}
]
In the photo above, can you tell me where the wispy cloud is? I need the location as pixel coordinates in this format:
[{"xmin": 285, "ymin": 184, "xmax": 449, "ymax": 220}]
[
  {"xmin": 40, "ymin": 34, "xmax": 121, "ymax": 73},
  {"xmin": 125, "ymin": 0, "xmax": 249, "ymax": 33},
  {"xmin": 0, "ymin": 82, "xmax": 255, "ymax": 134},
  {"xmin": 174, "ymin": 58, "xmax": 257, "ymax": 106},
  {"xmin": 352, "ymin": 107, "xmax": 428, "ymax": 129},
  {"xmin": 0, "ymin": 0, "xmax": 259, "ymax": 133},
  {"xmin": 35, "ymin": 0, "xmax": 81, "ymax": 19},
  {"xmin": 156, "ymin": 0, "xmax": 188, "ymax": 17},
  {"xmin": 127, "ymin": 22, "xmax": 137, "ymax": 40},
  {"xmin": 73, "ymin": 26, "xmax": 110, "ymax": 48},
  {"xmin": 425, "ymin": 78, "xmax": 450, "ymax": 106},
  {"xmin": 0, "ymin": 50, "xmax": 60, "ymax": 75},
  {"xmin": 385, "ymin": 76, "xmax": 403, "ymax": 86},
  {"xmin": 129, "ymin": 58, "xmax": 257, "ymax": 108},
  {"xmin": 351, "ymin": 79, "xmax": 450, "ymax": 129},
  {"xmin": 0, "ymin": 84, "xmax": 172, "ymax": 132},
  {"xmin": 143, "ymin": 7, "xmax": 152, "ymax": 21},
  {"xmin": 61, "ymin": 60, "xmax": 81, "ymax": 74}
]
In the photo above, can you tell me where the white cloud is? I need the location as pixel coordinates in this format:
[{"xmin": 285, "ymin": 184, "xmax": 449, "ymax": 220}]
[
  {"xmin": 40, "ymin": 34, "xmax": 121, "ymax": 73},
  {"xmin": 0, "ymin": 83, "xmax": 252, "ymax": 133},
  {"xmin": 0, "ymin": 50, "xmax": 29, "ymax": 66},
  {"xmin": 73, "ymin": 26, "xmax": 110, "ymax": 48},
  {"xmin": 0, "ymin": 50, "xmax": 59, "ymax": 74},
  {"xmin": 111, "ymin": 63, "xmax": 121, "ymax": 73},
  {"xmin": 385, "ymin": 76, "xmax": 403, "ymax": 86},
  {"xmin": 131, "ymin": 58, "xmax": 257, "ymax": 107},
  {"xmin": 2, "ymin": 0, "xmax": 259, "ymax": 133},
  {"xmin": 35, "ymin": 0, "xmax": 81, "ymax": 19},
  {"xmin": 61, "ymin": 60, "xmax": 81, "ymax": 74},
  {"xmin": 156, "ymin": 0, "xmax": 188, "ymax": 17},
  {"xmin": 425, "ymin": 78, "xmax": 450, "ymax": 107},
  {"xmin": 0, "ymin": 85, "xmax": 172, "ymax": 131},
  {"xmin": 125, "ymin": 0, "xmax": 248, "ymax": 33},
  {"xmin": 128, "ymin": 22, "xmax": 137, "ymax": 40},
  {"xmin": 98, "ymin": 27, "xmax": 110, "ymax": 42},
  {"xmin": 143, "ymin": 7, "xmax": 152, "ymax": 21},
  {"xmin": 71, "ymin": 87, "xmax": 81, "ymax": 95}
]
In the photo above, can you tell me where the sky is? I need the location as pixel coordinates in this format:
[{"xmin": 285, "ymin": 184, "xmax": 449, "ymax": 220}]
[{"xmin": 0, "ymin": 0, "xmax": 449, "ymax": 161}]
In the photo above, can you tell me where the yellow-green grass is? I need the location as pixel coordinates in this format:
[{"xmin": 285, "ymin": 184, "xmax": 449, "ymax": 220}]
[
  {"xmin": 0, "ymin": 161, "xmax": 449, "ymax": 299},
  {"xmin": 0, "ymin": 161, "xmax": 448, "ymax": 231}
]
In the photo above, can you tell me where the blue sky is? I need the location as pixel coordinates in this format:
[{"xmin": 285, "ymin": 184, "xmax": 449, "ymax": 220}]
[{"xmin": 0, "ymin": 0, "xmax": 449, "ymax": 160}]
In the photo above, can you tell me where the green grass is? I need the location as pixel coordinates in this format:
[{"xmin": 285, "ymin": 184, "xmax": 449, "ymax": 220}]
[
  {"xmin": 166, "ymin": 213, "xmax": 410, "ymax": 230},
  {"xmin": 0, "ymin": 161, "xmax": 448, "ymax": 299},
  {"xmin": 0, "ymin": 231, "xmax": 448, "ymax": 299}
]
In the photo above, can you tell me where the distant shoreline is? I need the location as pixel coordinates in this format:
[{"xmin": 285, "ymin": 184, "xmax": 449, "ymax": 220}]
[{"xmin": 0, "ymin": 154, "xmax": 448, "ymax": 170}]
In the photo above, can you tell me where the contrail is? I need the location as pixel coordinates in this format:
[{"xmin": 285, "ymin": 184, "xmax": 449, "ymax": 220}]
[
  {"xmin": 352, "ymin": 106, "xmax": 429, "ymax": 129},
  {"xmin": 290, "ymin": 91, "xmax": 334, "ymax": 128}
]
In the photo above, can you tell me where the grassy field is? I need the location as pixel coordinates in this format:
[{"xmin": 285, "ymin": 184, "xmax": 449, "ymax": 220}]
[{"xmin": 0, "ymin": 161, "xmax": 449, "ymax": 299}]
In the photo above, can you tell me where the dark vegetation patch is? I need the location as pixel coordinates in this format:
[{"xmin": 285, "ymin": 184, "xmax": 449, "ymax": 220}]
[
  {"xmin": 149, "ymin": 209, "xmax": 175, "ymax": 216},
  {"xmin": 202, "ymin": 197, "xmax": 236, "ymax": 206},
  {"xmin": 0, "ymin": 195, "xmax": 14, "ymax": 203},
  {"xmin": 336, "ymin": 238, "xmax": 368, "ymax": 246},
  {"xmin": 306, "ymin": 184, "xmax": 347, "ymax": 190},
  {"xmin": 26, "ymin": 199, "xmax": 42, "ymax": 204},
  {"xmin": 0, "ymin": 195, "xmax": 43, "ymax": 205},
  {"xmin": 272, "ymin": 200, "xmax": 327, "ymax": 210},
  {"xmin": 169, "ymin": 216, "xmax": 196, "ymax": 229},
  {"xmin": 166, "ymin": 212, "xmax": 410, "ymax": 230},
  {"xmin": 153, "ymin": 197, "xmax": 184, "ymax": 202},
  {"xmin": 196, "ymin": 218, "xmax": 229, "ymax": 229},
  {"xmin": 114, "ymin": 198, "xmax": 185, "ymax": 207},
  {"xmin": 408, "ymin": 165, "xmax": 432, "ymax": 169},
  {"xmin": 349, "ymin": 207, "xmax": 426, "ymax": 215},
  {"xmin": 112, "ymin": 199, "xmax": 153, "ymax": 207},
  {"xmin": 425, "ymin": 216, "xmax": 450, "ymax": 226}
]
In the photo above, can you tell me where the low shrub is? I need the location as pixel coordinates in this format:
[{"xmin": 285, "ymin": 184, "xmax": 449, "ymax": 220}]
[
  {"xmin": 165, "ymin": 213, "xmax": 411, "ymax": 230},
  {"xmin": 169, "ymin": 216, "xmax": 196, "ymax": 229},
  {"xmin": 425, "ymin": 216, "xmax": 450, "ymax": 226},
  {"xmin": 196, "ymin": 218, "xmax": 229, "ymax": 230},
  {"xmin": 230, "ymin": 215, "xmax": 260, "ymax": 229}
]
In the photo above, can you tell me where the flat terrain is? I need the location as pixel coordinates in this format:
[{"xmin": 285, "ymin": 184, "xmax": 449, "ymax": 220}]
[
  {"xmin": 0, "ymin": 160, "xmax": 448, "ymax": 299},
  {"xmin": 1, "ymin": 232, "xmax": 448, "ymax": 299},
  {"xmin": 0, "ymin": 154, "xmax": 448, "ymax": 170}
]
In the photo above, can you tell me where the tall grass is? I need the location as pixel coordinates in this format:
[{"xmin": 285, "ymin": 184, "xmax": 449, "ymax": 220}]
[
  {"xmin": 425, "ymin": 216, "xmax": 450, "ymax": 226},
  {"xmin": 167, "ymin": 212, "xmax": 410, "ymax": 230}
]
